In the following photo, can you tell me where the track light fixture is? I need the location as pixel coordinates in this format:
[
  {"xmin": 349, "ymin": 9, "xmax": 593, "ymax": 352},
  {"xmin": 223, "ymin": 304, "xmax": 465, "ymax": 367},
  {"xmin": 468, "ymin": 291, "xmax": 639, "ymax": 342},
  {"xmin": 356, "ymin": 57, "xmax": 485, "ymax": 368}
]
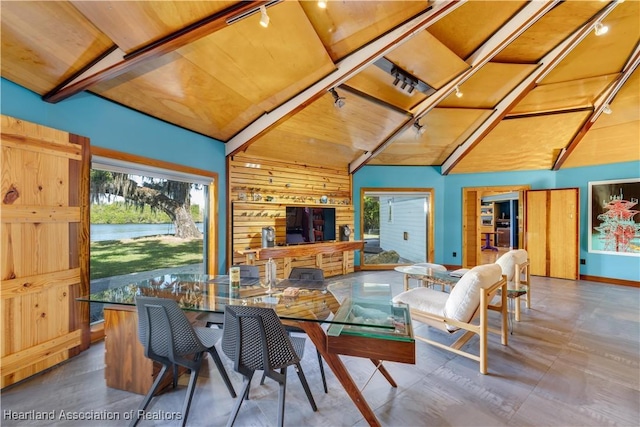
[
  {"xmin": 602, "ymin": 104, "xmax": 613, "ymax": 115},
  {"xmin": 391, "ymin": 66, "xmax": 418, "ymax": 95},
  {"xmin": 259, "ymin": 6, "xmax": 270, "ymax": 28},
  {"xmin": 413, "ymin": 119, "xmax": 426, "ymax": 137},
  {"xmin": 318, "ymin": 1, "xmax": 327, "ymax": 8},
  {"xmin": 455, "ymin": 86, "xmax": 463, "ymax": 98},
  {"xmin": 594, "ymin": 21, "xmax": 608, "ymax": 36},
  {"xmin": 330, "ymin": 88, "xmax": 345, "ymax": 109}
]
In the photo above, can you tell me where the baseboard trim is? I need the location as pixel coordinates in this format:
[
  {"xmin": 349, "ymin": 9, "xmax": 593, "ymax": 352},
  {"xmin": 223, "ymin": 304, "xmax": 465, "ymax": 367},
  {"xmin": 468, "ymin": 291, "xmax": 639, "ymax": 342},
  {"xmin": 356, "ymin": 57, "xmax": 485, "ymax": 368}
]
[{"xmin": 580, "ymin": 274, "xmax": 639, "ymax": 288}]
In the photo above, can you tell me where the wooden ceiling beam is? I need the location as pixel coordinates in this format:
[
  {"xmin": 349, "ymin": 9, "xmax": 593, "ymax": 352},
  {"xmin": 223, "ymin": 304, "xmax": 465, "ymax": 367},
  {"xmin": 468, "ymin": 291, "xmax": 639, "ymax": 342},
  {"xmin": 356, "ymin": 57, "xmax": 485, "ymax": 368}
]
[
  {"xmin": 440, "ymin": 0, "xmax": 620, "ymax": 175},
  {"xmin": 350, "ymin": 0, "xmax": 559, "ymax": 173},
  {"xmin": 42, "ymin": 1, "xmax": 268, "ymax": 103},
  {"xmin": 225, "ymin": 0, "xmax": 465, "ymax": 157},
  {"xmin": 553, "ymin": 45, "xmax": 640, "ymax": 170}
]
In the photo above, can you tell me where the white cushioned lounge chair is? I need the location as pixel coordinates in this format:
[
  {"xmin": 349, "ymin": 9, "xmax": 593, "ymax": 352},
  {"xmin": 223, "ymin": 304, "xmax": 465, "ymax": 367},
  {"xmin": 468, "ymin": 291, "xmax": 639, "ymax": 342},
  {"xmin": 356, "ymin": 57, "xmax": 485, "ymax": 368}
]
[{"xmin": 392, "ymin": 264, "xmax": 508, "ymax": 374}]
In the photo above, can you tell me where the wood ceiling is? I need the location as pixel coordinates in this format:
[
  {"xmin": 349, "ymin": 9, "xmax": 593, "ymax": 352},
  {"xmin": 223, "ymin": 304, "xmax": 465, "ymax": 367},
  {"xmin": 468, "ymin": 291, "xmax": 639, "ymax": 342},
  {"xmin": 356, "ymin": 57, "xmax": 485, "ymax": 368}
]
[{"xmin": 2, "ymin": 1, "xmax": 638, "ymax": 174}]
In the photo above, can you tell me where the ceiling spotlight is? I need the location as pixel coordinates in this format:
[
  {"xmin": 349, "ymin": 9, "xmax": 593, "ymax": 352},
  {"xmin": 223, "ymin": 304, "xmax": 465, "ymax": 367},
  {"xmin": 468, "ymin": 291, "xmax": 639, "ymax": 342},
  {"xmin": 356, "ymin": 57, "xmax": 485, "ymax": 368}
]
[
  {"xmin": 594, "ymin": 21, "xmax": 608, "ymax": 36},
  {"xmin": 318, "ymin": 1, "xmax": 327, "ymax": 8},
  {"xmin": 602, "ymin": 104, "xmax": 613, "ymax": 115},
  {"xmin": 330, "ymin": 88, "xmax": 345, "ymax": 109},
  {"xmin": 259, "ymin": 6, "xmax": 270, "ymax": 28},
  {"xmin": 413, "ymin": 119, "xmax": 426, "ymax": 137},
  {"xmin": 455, "ymin": 86, "xmax": 463, "ymax": 98}
]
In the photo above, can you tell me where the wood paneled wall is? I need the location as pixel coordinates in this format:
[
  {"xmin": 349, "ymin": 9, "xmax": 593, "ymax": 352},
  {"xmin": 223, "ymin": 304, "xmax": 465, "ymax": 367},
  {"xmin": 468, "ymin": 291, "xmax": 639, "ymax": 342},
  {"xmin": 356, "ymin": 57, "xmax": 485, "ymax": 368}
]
[{"xmin": 228, "ymin": 154, "xmax": 355, "ymax": 278}]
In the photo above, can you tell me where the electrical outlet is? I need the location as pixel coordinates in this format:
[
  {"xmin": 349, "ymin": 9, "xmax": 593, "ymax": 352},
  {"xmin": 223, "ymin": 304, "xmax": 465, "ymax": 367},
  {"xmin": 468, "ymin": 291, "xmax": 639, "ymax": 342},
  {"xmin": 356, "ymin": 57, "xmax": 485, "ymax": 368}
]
[
  {"xmin": 580, "ymin": 258, "xmax": 586, "ymax": 265},
  {"xmin": 452, "ymin": 252, "xmax": 457, "ymax": 257}
]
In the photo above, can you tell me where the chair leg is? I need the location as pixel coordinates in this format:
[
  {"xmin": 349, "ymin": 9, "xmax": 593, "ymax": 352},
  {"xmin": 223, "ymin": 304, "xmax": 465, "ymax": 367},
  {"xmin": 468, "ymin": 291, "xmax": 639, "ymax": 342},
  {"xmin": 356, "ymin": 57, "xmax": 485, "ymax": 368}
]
[
  {"xmin": 294, "ymin": 362, "xmax": 317, "ymax": 412},
  {"xmin": 226, "ymin": 373, "xmax": 253, "ymax": 427},
  {"xmin": 277, "ymin": 368, "xmax": 287, "ymax": 427},
  {"xmin": 180, "ymin": 361, "xmax": 201, "ymax": 427},
  {"xmin": 207, "ymin": 347, "xmax": 237, "ymax": 398},
  {"xmin": 172, "ymin": 364, "xmax": 178, "ymax": 388},
  {"xmin": 316, "ymin": 349, "xmax": 328, "ymax": 393},
  {"xmin": 130, "ymin": 363, "xmax": 169, "ymax": 427},
  {"xmin": 515, "ymin": 296, "xmax": 521, "ymax": 322}
]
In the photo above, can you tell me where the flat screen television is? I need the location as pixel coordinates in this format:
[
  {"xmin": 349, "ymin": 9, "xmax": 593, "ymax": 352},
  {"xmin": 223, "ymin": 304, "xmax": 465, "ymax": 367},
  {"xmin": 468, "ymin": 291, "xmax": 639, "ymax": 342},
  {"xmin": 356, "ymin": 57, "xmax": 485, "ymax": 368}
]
[{"xmin": 285, "ymin": 206, "xmax": 336, "ymax": 244}]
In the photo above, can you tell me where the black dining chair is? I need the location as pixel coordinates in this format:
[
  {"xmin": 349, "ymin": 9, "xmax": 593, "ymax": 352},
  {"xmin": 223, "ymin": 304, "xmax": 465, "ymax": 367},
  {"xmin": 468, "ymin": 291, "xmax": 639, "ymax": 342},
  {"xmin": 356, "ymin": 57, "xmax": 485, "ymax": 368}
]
[
  {"xmin": 131, "ymin": 296, "xmax": 237, "ymax": 427},
  {"xmin": 283, "ymin": 267, "xmax": 328, "ymax": 393},
  {"xmin": 221, "ymin": 304, "xmax": 317, "ymax": 427}
]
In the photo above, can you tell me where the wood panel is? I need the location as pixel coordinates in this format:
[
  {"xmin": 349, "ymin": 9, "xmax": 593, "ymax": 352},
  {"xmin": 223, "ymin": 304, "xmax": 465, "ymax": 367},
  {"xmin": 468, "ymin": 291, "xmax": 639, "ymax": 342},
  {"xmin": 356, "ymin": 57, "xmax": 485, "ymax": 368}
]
[
  {"xmin": 526, "ymin": 188, "xmax": 579, "ymax": 279},
  {"xmin": 0, "ymin": 1, "xmax": 113, "ymax": 94},
  {"xmin": 526, "ymin": 190, "xmax": 548, "ymax": 276},
  {"xmin": 427, "ymin": 1, "xmax": 527, "ymax": 59},
  {"xmin": 462, "ymin": 189, "xmax": 479, "ymax": 268},
  {"xmin": 244, "ymin": 89, "xmax": 408, "ymax": 170},
  {"xmin": 1, "ymin": 115, "xmax": 89, "ymax": 388},
  {"xmin": 70, "ymin": 0, "xmax": 235, "ymax": 53},
  {"xmin": 229, "ymin": 155, "xmax": 355, "ymax": 278},
  {"xmin": 369, "ymin": 108, "xmax": 491, "ymax": 166},
  {"xmin": 450, "ymin": 110, "xmax": 592, "ymax": 174},
  {"xmin": 299, "ymin": 0, "xmax": 431, "ymax": 61},
  {"xmin": 548, "ymin": 189, "xmax": 579, "ymax": 280}
]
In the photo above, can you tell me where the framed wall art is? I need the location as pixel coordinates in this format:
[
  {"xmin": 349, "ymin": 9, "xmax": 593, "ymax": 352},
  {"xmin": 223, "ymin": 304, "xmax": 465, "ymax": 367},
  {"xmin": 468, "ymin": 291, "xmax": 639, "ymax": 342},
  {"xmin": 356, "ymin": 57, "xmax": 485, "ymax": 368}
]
[{"xmin": 588, "ymin": 178, "xmax": 640, "ymax": 256}]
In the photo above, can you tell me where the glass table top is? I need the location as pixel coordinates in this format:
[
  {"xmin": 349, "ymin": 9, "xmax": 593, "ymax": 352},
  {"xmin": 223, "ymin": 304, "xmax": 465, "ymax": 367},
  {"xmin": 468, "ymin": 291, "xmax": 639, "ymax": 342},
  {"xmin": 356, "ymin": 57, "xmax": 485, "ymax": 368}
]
[{"xmin": 78, "ymin": 274, "xmax": 412, "ymax": 338}]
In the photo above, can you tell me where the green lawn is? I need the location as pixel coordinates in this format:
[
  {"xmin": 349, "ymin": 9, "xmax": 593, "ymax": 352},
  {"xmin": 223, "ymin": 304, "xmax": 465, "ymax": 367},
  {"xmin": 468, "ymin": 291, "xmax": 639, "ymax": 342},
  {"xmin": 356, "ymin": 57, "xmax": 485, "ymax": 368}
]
[{"xmin": 90, "ymin": 236, "xmax": 203, "ymax": 280}]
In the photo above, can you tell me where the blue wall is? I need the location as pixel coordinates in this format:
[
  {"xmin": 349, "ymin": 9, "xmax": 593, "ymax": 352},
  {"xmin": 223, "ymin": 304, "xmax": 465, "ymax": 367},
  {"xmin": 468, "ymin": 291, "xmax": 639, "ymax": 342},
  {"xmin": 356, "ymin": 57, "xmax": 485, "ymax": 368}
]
[
  {"xmin": 354, "ymin": 163, "xmax": 640, "ymax": 282},
  {"xmin": 1, "ymin": 78, "xmax": 229, "ymax": 273}
]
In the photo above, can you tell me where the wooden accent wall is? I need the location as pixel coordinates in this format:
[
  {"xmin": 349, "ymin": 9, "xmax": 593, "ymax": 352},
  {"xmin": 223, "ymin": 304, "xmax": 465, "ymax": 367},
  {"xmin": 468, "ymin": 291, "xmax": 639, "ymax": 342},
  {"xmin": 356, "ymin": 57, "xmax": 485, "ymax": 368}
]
[
  {"xmin": 1, "ymin": 115, "xmax": 90, "ymax": 388},
  {"xmin": 228, "ymin": 154, "xmax": 354, "ymax": 278}
]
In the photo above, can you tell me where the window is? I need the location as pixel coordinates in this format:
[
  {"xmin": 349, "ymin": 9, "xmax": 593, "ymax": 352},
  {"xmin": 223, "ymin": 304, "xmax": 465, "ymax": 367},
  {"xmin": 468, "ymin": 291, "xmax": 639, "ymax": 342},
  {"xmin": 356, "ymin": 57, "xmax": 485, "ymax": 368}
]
[
  {"xmin": 89, "ymin": 150, "xmax": 217, "ymax": 323},
  {"xmin": 361, "ymin": 188, "xmax": 434, "ymax": 268}
]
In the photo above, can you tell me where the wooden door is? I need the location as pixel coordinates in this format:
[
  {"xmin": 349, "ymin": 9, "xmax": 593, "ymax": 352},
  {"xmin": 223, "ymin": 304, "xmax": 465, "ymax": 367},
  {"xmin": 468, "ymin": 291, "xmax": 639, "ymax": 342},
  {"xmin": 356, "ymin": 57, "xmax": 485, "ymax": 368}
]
[
  {"xmin": 525, "ymin": 188, "xmax": 579, "ymax": 279},
  {"xmin": 1, "ymin": 115, "xmax": 90, "ymax": 388},
  {"xmin": 462, "ymin": 188, "xmax": 481, "ymax": 268}
]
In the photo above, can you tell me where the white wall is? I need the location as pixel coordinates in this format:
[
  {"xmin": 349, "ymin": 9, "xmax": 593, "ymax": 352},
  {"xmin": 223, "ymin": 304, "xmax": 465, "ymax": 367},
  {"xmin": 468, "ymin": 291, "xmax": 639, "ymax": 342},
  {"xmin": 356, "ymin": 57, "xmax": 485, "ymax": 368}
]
[{"xmin": 379, "ymin": 196, "xmax": 427, "ymax": 262}]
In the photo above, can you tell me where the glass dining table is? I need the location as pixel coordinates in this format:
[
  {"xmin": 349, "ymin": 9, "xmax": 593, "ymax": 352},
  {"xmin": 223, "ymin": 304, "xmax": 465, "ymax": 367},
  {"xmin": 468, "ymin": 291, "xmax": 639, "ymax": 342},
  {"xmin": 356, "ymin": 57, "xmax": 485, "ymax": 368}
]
[{"xmin": 78, "ymin": 274, "xmax": 414, "ymax": 427}]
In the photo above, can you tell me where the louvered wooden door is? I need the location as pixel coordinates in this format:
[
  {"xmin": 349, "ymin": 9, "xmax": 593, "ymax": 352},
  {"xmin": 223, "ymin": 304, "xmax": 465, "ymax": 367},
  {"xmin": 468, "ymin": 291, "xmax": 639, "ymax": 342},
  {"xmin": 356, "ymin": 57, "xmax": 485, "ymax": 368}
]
[{"xmin": 1, "ymin": 115, "xmax": 90, "ymax": 388}]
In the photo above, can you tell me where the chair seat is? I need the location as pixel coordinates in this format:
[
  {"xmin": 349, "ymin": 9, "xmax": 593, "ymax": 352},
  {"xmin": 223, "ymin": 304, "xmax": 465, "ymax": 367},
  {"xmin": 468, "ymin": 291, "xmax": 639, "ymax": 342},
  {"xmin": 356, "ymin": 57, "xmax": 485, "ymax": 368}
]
[
  {"xmin": 194, "ymin": 326, "xmax": 223, "ymax": 348},
  {"xmin": 393, "ymin": 287, "xmax": 448, "ymax": 316}
]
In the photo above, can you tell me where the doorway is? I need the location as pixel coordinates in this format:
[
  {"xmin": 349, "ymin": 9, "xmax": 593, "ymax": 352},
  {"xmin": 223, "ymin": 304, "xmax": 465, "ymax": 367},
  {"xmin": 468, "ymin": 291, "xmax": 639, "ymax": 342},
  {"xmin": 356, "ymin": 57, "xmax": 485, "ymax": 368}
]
[
  {"xmin": 462, "ymin": 185, "xmax": 529, "ymax": 268},
  {"xmin": 360, "ymin": 188, "xmax": 434, "ymax": 269}
]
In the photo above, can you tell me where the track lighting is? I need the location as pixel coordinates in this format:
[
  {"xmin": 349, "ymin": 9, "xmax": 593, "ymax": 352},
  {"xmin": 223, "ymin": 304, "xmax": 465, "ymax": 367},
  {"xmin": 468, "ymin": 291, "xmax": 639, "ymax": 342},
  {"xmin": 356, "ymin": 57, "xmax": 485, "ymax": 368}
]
[
  {"xmin": 602, "ymin": 104, "xmax": 612, "ymax": 115},
  {"xmin": 391, "ymin": 66, "xmax": 418, "ymax": 96},
  {"xmin": 330, "ymin": 88, "xmax": 345, "ymax": 109},
  {"xmin": 413, "ymin": 119, "xmax": 426, "ymax": 137},
  {"xmin": 318, "ymin": 1, "xmax": 327, "ymax": 8},
  {"xmin": 259, "ymin": 6, "xmax": 270, "ymax": 28},
  {"xmin": 455, "ymin": 86, "xmax": 463, "ymax": 98},
  {"xmin": 594, "ymin": 21, "xmax": 608, "ymax": 36}
]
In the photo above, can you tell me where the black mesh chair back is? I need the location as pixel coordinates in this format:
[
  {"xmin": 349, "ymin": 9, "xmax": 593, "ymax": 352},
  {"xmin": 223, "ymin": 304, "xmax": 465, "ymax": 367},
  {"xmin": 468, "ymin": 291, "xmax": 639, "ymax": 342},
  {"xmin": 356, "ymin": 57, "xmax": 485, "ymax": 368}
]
[
  {"xmin": 132, "ymin": 296, "xmax": 236, "ymax": 427},
  {"xmin": 288, "ymin": 267, "xmax": 324, "ymax": 281},
  {"xmin": 222, "ymin": 305, "xmax": 317, "ymax": 427}
]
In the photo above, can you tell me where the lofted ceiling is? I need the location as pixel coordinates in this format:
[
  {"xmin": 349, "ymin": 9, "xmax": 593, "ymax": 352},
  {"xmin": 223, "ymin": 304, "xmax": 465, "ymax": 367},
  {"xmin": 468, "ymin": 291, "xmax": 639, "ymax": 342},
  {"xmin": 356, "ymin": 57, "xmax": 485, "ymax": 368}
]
[{"xmin": 1, "ymin": 0, "xmax": 638, "ymax": 174}]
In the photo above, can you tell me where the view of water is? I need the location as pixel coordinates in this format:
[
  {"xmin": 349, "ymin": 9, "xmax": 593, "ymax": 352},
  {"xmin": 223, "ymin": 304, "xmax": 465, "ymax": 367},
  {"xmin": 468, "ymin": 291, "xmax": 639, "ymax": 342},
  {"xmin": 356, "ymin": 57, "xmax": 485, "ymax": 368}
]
[{"xmin": 91, "ymin": 223, "xmax": 204, "ymax": 241}]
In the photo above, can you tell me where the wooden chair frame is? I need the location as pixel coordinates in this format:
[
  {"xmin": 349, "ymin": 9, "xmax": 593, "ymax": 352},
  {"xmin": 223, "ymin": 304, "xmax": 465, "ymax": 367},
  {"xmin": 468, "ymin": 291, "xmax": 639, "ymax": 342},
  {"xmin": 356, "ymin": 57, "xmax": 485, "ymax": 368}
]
[
  {"xmin": 511, "ymin": 259, "xmax": 531, "ymax": 322},
  {"xmin": 408, "ymin": 275, "xmax": 508, "ymax": 374}
]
